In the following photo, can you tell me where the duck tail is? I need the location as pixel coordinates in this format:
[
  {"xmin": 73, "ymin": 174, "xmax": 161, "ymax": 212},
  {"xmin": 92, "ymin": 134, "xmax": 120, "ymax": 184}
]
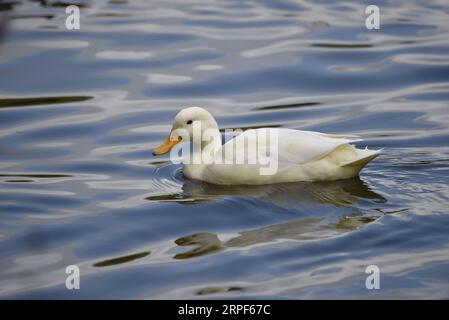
[{"xmin": 341, "ymin": 148, "xmax": 382, "ymax": 170}]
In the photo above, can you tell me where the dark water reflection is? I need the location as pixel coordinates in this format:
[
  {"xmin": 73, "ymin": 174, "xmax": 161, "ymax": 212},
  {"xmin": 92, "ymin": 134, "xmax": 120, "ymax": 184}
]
[
  {"xmin": 0, "ymin": 96, "xmax": 92, "ymax": 108},
  {"xmin": 1, "ymin": 0, "xmax": 449, "ymax": 299},
  {"xmin": 94, "ymin": 251, "xmax": 150, "ymax": 267},
  {"xmin": 146, "ymin": 176, "xmax": 386, "ymax": 207}
]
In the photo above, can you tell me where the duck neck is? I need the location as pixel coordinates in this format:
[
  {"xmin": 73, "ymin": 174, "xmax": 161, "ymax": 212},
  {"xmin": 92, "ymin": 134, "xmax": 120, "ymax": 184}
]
[{"xmin": 191, "ymin": 126, "xmax": 222, "ymax": 163}]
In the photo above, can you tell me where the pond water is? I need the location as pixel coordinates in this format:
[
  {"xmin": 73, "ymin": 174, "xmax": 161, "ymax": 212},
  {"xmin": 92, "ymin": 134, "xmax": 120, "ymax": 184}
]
[{"xmin": 1, "ymin": 0, "xmax": 449, "ymax": 299}]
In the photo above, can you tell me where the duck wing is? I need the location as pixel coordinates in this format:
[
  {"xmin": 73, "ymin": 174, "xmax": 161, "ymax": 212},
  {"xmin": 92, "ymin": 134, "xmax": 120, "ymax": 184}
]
[{"xmin": 221, "ymin": 128, "xmax": 362, "ymax": 165}]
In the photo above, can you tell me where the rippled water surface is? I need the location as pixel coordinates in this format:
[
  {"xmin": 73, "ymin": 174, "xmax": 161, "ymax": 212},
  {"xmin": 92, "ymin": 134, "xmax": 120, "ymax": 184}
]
[{"xmin": 1, "ymin": 0, "xmax": 449, "ymax": 299}]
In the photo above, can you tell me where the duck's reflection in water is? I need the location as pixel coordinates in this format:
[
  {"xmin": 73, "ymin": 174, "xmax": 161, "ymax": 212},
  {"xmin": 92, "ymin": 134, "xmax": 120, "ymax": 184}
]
[
  {"xmin": 146, "ymin": 176, "xmax": 385, "ymax": 207},
  {"xmin": 148, "ymin": 177, "xmax": 386, "ymax": 260},
  {"xmin": 173, "ymin": 215, "xmax": 378, "ymax": 260}
]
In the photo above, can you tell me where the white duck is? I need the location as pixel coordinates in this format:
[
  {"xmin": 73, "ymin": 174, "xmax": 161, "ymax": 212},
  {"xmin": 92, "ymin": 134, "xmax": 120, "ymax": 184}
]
[{"xmin": 153, "ymin": 107, "xmax": 381, "ymax": 185}]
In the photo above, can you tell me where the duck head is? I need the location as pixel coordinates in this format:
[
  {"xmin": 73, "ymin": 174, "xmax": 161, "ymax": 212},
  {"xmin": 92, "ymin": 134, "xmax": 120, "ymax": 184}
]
[{"xmin": 153, "ymin": 107, "xmax": 219, "ymax": 156}]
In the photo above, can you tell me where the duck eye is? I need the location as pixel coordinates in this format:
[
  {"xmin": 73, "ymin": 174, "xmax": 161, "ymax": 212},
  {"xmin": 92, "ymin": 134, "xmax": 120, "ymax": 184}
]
[{"xmin": 186, "ymin": 120, "xmax": 193, "ymax": 125}]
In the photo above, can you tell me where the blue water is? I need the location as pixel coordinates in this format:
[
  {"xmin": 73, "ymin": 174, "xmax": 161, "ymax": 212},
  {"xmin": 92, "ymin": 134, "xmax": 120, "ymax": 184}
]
[{"xmin": 1, "ymin": 0, "xmax": 449, "ymax": 299}]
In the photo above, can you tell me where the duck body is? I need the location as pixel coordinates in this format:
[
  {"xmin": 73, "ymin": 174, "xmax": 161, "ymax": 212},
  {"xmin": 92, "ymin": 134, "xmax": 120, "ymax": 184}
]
[
  {"xmin": 153, "ymin": 107, "xmax": 381, "ymax": 185},
  {"xmin": 183, "ymin": 128, "xmax": 380, "ymax": 185}
]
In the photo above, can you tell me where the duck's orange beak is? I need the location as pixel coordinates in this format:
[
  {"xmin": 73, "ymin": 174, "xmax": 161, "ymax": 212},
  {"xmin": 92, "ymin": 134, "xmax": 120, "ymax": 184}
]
[{"xmin": 153, "ymin": 133, "xmax": 181, "ymax": 156}]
